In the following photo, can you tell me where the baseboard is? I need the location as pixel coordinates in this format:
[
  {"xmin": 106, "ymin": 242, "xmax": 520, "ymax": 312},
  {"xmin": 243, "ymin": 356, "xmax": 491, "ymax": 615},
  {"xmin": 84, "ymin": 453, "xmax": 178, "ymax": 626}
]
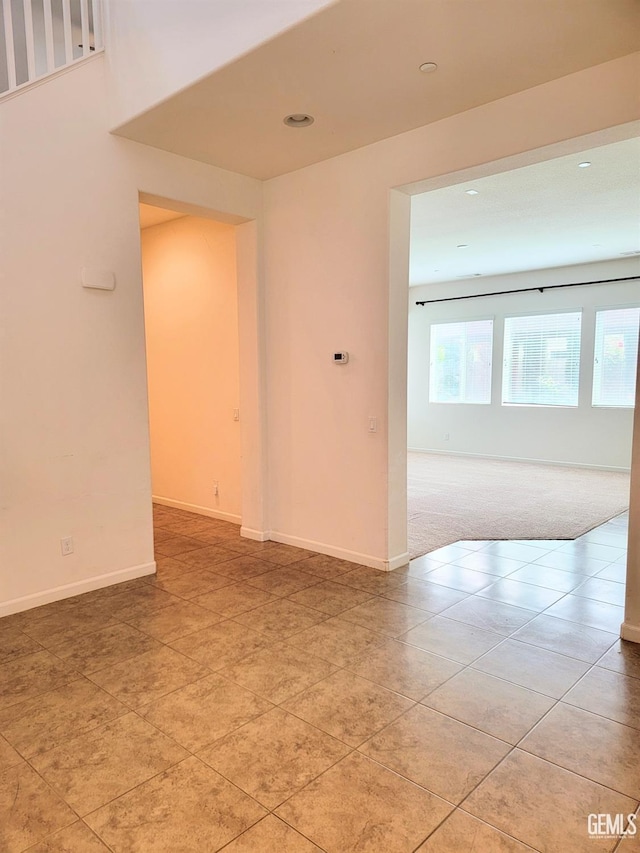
[
  {"xmin": 620, "ymin": 622, "xmax": 640, "ymax": 644},
  {"xmin": 268, "ymin": 530, "xmax": 409, "ymax": 572},
  {"xmin": 387, "ymin": 551, "xmax": 411, "ymax": 571},
  {"xmin": 240, "ymin": 527, "xmax": 270, "ymax": 542},
  {"xmin": 152, "ymin": 495, "xmax": 241, "ymax": 525},
  {"xmin": 407, "ymin": 447, "xmax": 631, "ymax": 474},
  {"xmin": 0, "ymin": 561, "xmax": 157, "ymax": 618}
]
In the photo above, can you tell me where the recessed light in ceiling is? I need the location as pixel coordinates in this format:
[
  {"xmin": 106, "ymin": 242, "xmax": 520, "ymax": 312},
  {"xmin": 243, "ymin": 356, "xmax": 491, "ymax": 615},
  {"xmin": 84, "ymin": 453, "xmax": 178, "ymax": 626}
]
[
  {"xmin": 283, "ymin": 114, "xmax": 314, "ymax": 128},
  {"xmin": 473, "ymin": 273, "xmax": 482, "ymax": 277},
  {"xmin": 578, "ymin": 161, "xmax": 591, "ymax": 168},
  {"xmin": 457, "ymin": 244, "xmax": 468, "ymax": 249},
  {"xmin": 465, "ymin": 189, "xmax": 479, "ymax": 195},
  {"xmin": 419, "ymin": 62, "xmax": 438, "ymax": 73}
]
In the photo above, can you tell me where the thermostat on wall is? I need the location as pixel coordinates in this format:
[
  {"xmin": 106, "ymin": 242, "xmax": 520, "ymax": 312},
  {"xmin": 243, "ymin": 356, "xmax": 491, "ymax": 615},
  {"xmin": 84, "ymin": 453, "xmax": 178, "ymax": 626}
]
[{"xmin": 333, "ymin": 352, "xmax": 349, "ymax": 364}]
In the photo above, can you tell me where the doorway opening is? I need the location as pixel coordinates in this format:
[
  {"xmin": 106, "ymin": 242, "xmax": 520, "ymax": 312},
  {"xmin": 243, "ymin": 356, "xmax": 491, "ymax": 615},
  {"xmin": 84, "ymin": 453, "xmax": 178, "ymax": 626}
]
[
  {"xmin": 387, "ymin": 134, "xmax": 638, "ymax": 639},
  {"xmin": 139, "ymin": 201, "xmax": 242, "ymax": 528},
  {"xmin": 403, "ymin": 137, "xmax": 638, "ymax": 562}
]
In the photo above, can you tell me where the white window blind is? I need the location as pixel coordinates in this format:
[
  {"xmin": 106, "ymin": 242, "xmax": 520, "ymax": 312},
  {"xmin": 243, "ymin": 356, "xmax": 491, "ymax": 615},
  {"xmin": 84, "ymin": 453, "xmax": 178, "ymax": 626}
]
[
  {"xmin": 429, "ymin": 319, "xmax": 493, "ymax": 404},
  {"xmin": 592, "ymin": 307, "xmax": 639, "ymax": 408},
  {"xmin": 502, "ymin": 312, "xmax": 581, "ymax": 407}
]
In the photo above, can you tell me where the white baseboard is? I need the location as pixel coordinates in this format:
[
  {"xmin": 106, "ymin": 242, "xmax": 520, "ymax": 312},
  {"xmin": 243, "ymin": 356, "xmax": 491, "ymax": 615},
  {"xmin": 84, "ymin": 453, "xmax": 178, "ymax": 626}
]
[
  {"xmin": 0, "ymin": 561, "xmax": 156, "ymax": 618},
  {"xmin": 240, "ymin": 527, "xmax": 270, "ymax": 542},
  {"xmin": 407, "ymin": 447, "xmax": 631, "ymax": 474},
  {"xmin": 387, "ymin": 551, "xmax": 411, "ymax": 571},
  {"xmin": 620, "ymin": 622, "xmax": 640, "ymax": 644},
  {"xmin": 153, "ymin": 495, "xmax": 241, "ymax": 525},
  {"xmin": 268, "ymin": 530, "xmax": 409, "ymax": 572}
]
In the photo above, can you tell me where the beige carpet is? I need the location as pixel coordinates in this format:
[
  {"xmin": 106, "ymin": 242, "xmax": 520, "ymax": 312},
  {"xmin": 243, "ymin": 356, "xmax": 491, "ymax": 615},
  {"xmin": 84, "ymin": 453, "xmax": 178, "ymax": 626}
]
[{"xmin": 408, "ymin": 452, "xmax": 630, "ymax": 559}]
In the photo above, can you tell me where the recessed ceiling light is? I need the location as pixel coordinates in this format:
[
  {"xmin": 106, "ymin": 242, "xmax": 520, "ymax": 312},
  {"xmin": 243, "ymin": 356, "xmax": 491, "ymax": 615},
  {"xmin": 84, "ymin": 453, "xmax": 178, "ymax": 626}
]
[
  {"xmin": 592, "ymin": 243, "xmax": 602, "ymax": 248},
  {"xmin": 465, "ymin": 189, "xmax": 479, "ymax": 195},
  {"xmin": 457, "ymin": 244, "xmax": 468, "ymax": 249},
  {"xmin": 578, "ymin": 161, "xmax": 591, "ymax": 168},
  {"xmin": 473, "ymin": 273, "xmax": 482, "ymax": 277},
  {"xmin": 284, "ymin": 114, "xmax": 314, "ymax": 128},
  {"xmin": 419, "ymin": 62, "xmax": 438, "ymax": 73}
]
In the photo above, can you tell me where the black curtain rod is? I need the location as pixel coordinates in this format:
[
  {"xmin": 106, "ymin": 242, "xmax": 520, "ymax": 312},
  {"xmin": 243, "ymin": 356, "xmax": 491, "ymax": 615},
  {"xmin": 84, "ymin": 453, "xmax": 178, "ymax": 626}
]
[{"xmin": 415, "ymin": 275, "xmax": 640, "ymax": 306}]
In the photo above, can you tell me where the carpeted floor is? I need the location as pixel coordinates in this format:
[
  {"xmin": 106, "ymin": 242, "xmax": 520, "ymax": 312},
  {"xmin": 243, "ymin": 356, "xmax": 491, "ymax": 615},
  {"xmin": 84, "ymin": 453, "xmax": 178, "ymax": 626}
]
[{"xmin": 408, "ymin": 452, "xmax": 630, "ymax": 559}]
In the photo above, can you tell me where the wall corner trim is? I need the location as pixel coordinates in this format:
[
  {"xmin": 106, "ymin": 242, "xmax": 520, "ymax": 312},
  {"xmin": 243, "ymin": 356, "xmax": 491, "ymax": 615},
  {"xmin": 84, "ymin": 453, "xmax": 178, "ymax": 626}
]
[
  {"xmin": 268, "ymin": 530, "xmax": 408, "ymax": 572},
  {"xmin": 386, "ymin": 552, "xmax": 411, "ymax": 572},
  {"xmin": 620, "ymin": 622, "xmax": 640, "ymax": 644},
  {"xmin": 240, "ymin": 527, "xmax": 270, "ymax": 542},
  {"xmin": 0, "ymin": 561, "xmax": 157, "ymax": 618}
]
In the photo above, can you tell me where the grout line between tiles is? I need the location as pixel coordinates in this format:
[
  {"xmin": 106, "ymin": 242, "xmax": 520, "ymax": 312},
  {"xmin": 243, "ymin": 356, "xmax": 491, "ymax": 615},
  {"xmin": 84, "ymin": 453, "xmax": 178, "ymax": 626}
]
[{"xmin": 1, "ymin": 505, "xmax": 633, "ymax": 853}]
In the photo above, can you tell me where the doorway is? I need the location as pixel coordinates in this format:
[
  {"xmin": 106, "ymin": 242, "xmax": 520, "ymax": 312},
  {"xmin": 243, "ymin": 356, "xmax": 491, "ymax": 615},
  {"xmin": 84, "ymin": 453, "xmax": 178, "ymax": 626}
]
[
  {"xmin": 401, "ymin": 138, "xmax": 638, "ymax": 562},
  {"xmin": 139, "ymin": 201, "xmax": 242, "ymax": 526}
]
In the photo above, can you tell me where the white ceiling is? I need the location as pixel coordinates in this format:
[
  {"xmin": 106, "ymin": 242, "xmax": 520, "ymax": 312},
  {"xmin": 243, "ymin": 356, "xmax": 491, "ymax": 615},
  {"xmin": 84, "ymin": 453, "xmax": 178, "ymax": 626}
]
[
  {"xmin": 409, "ymin": 137, "xmax": 640, "ymax": 286},
  {"xmin": 129, "ymin": 0, "xmax": 640, "ymax": 286},
  {"xmin": 115, "ymin": 0, "xmax": 640, "ymax": 180}
]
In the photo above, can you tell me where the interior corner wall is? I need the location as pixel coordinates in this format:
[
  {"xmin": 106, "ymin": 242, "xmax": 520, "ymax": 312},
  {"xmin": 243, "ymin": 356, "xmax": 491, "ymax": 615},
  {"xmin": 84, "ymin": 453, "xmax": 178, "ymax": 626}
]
[
  {"xmin": 262, "ymin": 53, "xmax": 640, "ymax": 568},
  {"xmin": 387, "ymin": 190, "xmax": 412, "ymax": 566},
  {"xmin": 408, "ymin": 260, "xmax": 639, "ymax": 470},
  {"xmin": 0, "ymin": 56, "xmax": 262, "ymax": 615},
  {"xmin": 141, "ymin": 216, "xmax": 241, "ymax": 521}
]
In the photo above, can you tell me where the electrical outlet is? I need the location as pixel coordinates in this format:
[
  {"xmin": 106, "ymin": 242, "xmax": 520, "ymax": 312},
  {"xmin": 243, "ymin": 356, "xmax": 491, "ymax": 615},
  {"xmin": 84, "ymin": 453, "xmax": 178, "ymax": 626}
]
[
  {"xmin": 60, "ymin": 536, "xmax": 74, "ymax": 556},
  {"xmin": 213, "ymin": 481, "xmax": 219, "ymax": 497},
  {"xmin": 233, "ymin": 408, "xmax": 240, "ymax": 421},
  {"xmin": 368, "ymin": 416, "xmax": 377, "ymax": 433},
  {"xmin": 444, "ymin": 433, "xmax": 450, "ymax": 441}
]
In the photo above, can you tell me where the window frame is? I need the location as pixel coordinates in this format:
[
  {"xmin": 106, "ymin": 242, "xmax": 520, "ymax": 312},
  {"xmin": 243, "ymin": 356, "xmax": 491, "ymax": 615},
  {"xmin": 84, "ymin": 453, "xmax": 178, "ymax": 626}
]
[
  {"xmin": 428, "ymin": 316, "xmax": 494, "ymax": 405},
  {"xmin": 591, "ymin": 303, "xmax": 640, "ymax": 409},
  {"xmin": 501, "ymin": 308, "xmax": 583, "ymax": 409}
]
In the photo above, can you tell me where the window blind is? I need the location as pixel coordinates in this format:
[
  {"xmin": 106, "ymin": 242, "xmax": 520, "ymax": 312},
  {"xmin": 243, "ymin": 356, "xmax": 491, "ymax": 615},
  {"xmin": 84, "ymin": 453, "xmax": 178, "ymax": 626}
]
[
  {"xmin": 429, "ymin": 319, "xmax": 493, "ymax": 404},
  {"xmin": 502, "ymin": 312, "xmax": 581, "ymax": 407},
  {"xmin": 592, "ymin": 307, "xmax": 639, "ymax": 408}
]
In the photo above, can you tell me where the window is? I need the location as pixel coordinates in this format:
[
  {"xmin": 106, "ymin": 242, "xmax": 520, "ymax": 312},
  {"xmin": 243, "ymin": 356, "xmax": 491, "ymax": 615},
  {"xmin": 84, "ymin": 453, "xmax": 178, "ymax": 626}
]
[
  {"xmin": 429, "ymin": 319, "xmax": 493, "ymax": 404},
  {"xmin": 592, "ymin": 307, "xmax": 639, "ymax": 408},
  {"xmin": 502, "ymin": 312, "xmax": 581, "ymax": 406}
]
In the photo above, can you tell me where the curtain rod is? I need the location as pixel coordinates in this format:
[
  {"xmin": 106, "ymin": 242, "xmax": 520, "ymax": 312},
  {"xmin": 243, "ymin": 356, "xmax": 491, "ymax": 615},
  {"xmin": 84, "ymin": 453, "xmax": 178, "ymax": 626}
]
[{"xmin": 415, "ymin": 275, "xmax": 640, "ymax": 306}]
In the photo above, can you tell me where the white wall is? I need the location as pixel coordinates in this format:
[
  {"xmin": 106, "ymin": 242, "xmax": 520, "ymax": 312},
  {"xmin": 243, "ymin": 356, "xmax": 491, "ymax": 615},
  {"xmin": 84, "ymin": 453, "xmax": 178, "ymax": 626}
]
[
  {"xmin": 1, "ymin": 47, "xmax": 638, "ymax": 616},
  {"xmin": 0, "ymin": 56, "xmax": 263, "ymax": 615},
  {"xmin": 262, "ymin": 53, "xmax": 640, "ymax": 568},
  {"xmin": 408, "ymin": 260, "xmax": 639, "ymax": 469},
  {"xmin": 141, "ymin": 216, "xmax": 241, "ymax": 521},
  {"xmin": 104, "ymin": 0, "xmax": 335, "ymax": 128}
]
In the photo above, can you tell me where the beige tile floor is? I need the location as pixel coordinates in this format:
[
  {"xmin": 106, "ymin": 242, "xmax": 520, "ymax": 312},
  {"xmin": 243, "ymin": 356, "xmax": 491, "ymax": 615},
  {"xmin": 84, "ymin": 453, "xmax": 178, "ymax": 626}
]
[{"xmin": 0, "ymin": 506, "xmax": 638, "ymax": 852}]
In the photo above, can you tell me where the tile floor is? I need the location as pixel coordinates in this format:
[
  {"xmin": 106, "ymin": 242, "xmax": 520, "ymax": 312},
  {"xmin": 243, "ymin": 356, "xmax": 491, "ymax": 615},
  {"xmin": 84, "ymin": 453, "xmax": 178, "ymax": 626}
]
[{"xmin": 0, "ymin": 506, "xmax": 638, "ymax": 852}]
